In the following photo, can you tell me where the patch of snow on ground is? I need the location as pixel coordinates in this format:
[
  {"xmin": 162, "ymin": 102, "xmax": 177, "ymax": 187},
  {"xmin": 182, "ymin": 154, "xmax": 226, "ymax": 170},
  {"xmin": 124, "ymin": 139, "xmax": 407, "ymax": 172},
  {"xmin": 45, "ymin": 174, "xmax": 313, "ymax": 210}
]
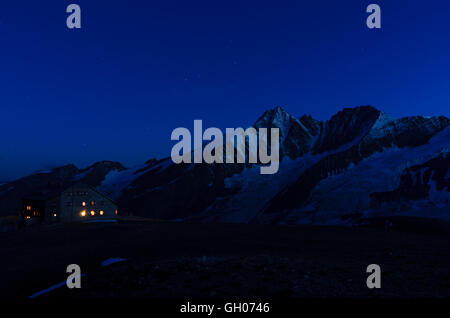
[
  {"xmin": 29, "ymin": 274, "xmax": 85, "ymax": 299},
  {"xmin": 101, "ymin": 257, "xmax": 127, "ymax": 267}
]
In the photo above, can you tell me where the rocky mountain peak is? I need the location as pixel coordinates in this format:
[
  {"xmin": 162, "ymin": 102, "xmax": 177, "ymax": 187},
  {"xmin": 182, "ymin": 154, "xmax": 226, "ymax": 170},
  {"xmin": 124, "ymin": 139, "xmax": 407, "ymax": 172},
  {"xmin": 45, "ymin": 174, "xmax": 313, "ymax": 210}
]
[
  {"xmin": 1, "ymin": 106, "xmax": 449, "ymax": 226},
  {"xmin": 84, "ymin": 160, "xmax": 126, "ymax": 172},
  {"xmin": 254, "ymin": 106, "xmax": 292, "ymax": 129},
  {"xmin": 313, "ymin": 105, "xmax": 381, "ymax": 154},
  {"xmin": 254, "ymin": 106, "xmax": 318, "ymax": 158},
  {"xmin": 299, "ymin": 115, "xmax": 322, "ymax": 137}
]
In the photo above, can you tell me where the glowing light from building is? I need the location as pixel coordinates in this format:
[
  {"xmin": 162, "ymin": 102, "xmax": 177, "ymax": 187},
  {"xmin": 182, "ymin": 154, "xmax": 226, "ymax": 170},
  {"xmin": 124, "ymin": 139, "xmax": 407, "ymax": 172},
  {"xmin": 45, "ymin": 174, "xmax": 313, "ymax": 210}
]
[
  {"xmin": 115, "ymin": 210, "xmax": 118, "ymax": 215},
  {"xmin": 99, "ymin": 210, "xmax": 104, "ymax": 216},
  {"xmin": 82, "ymin": 202, "xmax": 86, "ymax": 206},
  {"xmin": 90, "ymin": 210, "xmax": 95, "ymax": 216},
  {"xmin": 80, "ymin": 210, "xmax": 86, "ymax": 217},
  {"xmin": 26, "ymin": 206, "xmax": 31, "ymax": 211}
]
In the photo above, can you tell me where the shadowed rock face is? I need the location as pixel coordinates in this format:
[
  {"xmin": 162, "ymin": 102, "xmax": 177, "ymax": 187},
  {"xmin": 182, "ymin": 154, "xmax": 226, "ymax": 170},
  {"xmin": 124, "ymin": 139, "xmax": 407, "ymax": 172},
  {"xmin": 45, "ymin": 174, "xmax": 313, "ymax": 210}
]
[
  {"xmin": 313, "ymin": 106, "xmax": 381, "ymax": 154},
  {"xmin": 253, "ymin": 106, "xmax": 321, "ymax": 159},
  {"xmin": 1, "ymin": 106, "xmax": 449, "ymax": 224},
  {"xmin": 299, "ymin": 115, "xmax": 321, "ymax": 137},
  {"xmin": 255, "ymin": 107, "xmax": 385, "ymax": 222},
  {"xmin": 116, "ymin": 161, "xmax": 245, "ymax": 219}
]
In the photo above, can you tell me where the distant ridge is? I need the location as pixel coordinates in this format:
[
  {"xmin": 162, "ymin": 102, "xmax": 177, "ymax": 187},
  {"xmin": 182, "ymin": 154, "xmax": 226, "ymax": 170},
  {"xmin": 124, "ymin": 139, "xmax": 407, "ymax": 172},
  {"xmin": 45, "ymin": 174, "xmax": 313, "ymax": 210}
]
[{"xmin": 0, "ymin": 106, "xmax": 448, "ymax": 225}]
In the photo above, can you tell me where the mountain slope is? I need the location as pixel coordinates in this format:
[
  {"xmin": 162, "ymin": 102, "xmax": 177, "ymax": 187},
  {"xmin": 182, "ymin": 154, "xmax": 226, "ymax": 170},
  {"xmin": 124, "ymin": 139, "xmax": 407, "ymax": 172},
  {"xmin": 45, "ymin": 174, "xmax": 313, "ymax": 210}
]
[
  {"xmin": 1, "ymin": 106, "xmax": 448, "ymax": 225},
  {"xmin": 260, "ymin": 111, "xmax": 449, "ymax": 223},
  {"xmin": 0, "ymin": 161, "xmax": 125, "ymax": 217}
]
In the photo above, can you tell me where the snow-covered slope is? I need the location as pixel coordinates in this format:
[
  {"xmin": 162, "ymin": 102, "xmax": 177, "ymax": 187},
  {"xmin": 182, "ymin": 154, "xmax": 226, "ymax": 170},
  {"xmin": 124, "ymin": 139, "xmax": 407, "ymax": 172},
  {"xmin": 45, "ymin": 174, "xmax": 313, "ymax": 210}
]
[
  {"xmin": 285, "ymin": 127, "xmax": 450, "ymax": 224},
  {"xmin": 1, "ymin": 106, "xmax": 448, "ymax": 225},
  {"xmin": 108, "ymin": 105, "xmax": 448, "ymax": 224}
]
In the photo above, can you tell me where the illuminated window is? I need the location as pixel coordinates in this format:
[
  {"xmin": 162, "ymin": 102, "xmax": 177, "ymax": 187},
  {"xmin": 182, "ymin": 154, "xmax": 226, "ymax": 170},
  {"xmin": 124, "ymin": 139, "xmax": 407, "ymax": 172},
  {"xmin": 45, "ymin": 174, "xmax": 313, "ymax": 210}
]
[
  {"xmin": 90, "ymin": 210, "xmax": 95, "ymax": 216},
  {"xmin": 115, "ymin": 209, "xmax": 118, "ymax": 215},
  {"xmin": 53, "ymin": 213, "xmax": 57, "ymax": 217},
  {"xmin": 99, "ymin": 210, "xmax": 104, "ymax": 216},
  {"xmin": 82, "ymin": 202, "xmax": 86, "ymax": 206},
  {"xmin": 80, "ymin": 210, "xmax": 86, "ymax": 217},
  {"xmin": 91, "ymin": 201, "xmax": 95, "ymax": 206},
  {"xmin": 26, "ymin": 206, "xmax": 31, "ymax": 211}
]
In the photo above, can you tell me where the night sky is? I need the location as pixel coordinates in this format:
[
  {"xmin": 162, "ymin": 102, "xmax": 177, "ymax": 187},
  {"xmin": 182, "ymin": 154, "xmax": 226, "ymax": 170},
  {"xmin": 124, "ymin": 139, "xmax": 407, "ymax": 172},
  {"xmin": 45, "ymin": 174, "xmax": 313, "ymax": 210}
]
[{"xmin": 1, "ymin": 0, "xmax": 449, "ymax": 180}]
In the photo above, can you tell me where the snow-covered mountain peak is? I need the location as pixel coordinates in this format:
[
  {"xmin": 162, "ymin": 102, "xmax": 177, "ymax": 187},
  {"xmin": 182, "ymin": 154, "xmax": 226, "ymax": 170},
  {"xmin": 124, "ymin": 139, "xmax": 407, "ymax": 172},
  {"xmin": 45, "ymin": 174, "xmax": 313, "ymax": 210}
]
[
  {"xmin": 1, "ymin": 106, "xmax": 449, "ymax": 226},
  {"xmin": 254, "ymin": 106, "xmax": 320, "ymax": 158},
  {"xmin": 254, "ymin": 106, "xmax": 297, "ymax": 131}
]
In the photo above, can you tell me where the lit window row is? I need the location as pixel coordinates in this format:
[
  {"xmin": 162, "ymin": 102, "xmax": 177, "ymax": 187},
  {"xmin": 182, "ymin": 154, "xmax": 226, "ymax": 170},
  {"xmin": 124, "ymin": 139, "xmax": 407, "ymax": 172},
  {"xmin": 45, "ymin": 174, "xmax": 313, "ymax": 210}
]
[
  {"xmin": 81, "ymin": 201, "xmax": 96, "ymax": 207},
  {"xmin": 80, "ymin": 210, "xmax": 104, "ymax": 217}
]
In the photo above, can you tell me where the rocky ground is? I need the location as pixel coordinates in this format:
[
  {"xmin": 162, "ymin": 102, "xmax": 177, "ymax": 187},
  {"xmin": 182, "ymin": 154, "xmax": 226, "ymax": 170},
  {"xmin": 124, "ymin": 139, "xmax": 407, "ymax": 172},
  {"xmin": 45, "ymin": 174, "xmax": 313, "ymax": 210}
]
[
  {"xmin": 61, "ymin": 253, "xmax": 450, "ymax": 298},
  {"xmin": 2, "ymin": 217, "xmax": 450, "ymax": 299}
]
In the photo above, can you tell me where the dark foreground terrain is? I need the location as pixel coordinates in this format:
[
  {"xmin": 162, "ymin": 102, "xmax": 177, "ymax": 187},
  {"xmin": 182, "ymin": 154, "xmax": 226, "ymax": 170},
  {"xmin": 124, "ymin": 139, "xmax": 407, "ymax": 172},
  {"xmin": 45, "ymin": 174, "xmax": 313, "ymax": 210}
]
[{"xmin": 1, "ymin": 217, "xmax": 450, "ymax": 298}]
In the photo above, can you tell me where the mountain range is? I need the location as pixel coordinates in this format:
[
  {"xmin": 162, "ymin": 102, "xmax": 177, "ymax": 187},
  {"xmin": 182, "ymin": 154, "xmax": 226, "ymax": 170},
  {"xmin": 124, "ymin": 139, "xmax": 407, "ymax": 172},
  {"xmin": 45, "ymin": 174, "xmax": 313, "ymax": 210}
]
[{"xmin": 1, "ymin": 105, "xmax": 449, "ymax": 225}]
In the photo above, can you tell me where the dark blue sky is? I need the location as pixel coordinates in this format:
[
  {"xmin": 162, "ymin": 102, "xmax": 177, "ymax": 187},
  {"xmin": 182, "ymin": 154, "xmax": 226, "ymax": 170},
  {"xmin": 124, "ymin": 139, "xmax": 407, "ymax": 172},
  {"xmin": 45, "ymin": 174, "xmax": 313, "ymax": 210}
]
[{"xmin": 1, "ymin": 0, "xmax": 449, "ymax": 180}]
